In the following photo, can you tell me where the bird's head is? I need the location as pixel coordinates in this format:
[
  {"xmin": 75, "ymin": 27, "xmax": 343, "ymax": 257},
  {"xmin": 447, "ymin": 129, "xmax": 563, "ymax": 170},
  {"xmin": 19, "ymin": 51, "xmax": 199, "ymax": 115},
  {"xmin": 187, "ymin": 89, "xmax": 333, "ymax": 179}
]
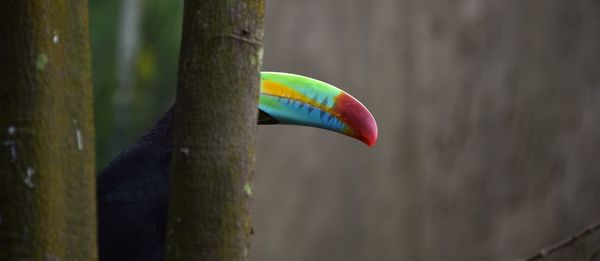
[{"xmin": 258, "ymin": 72, "xmax": 378, "ymax": 146}]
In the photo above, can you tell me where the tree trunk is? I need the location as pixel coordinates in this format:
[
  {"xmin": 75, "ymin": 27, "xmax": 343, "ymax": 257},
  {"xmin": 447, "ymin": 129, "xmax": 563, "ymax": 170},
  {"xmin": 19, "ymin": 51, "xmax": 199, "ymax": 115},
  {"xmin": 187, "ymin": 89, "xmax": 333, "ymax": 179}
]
[
  {"xmin": 0, "ymin": 1, "xmax": 96, "ymax": 260},
  {"xmin": 166, "ymin": 0, "xmax": 264, "ymax": 260},
  {"xmin": 112, "ymin": 0, "xmax": 141, "ymax": 151}
]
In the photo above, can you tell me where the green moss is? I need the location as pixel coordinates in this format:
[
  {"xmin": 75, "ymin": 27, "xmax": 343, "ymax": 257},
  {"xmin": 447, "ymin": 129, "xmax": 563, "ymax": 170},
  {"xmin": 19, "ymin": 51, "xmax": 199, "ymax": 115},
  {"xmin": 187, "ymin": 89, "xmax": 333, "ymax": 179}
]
[
  {"xmin": 243, "ymin": 182, "xmax": 253, "ymax": 196},
  {"xmin": 36, "ymin": 53, "xmax": 48, "ymax": 71}
]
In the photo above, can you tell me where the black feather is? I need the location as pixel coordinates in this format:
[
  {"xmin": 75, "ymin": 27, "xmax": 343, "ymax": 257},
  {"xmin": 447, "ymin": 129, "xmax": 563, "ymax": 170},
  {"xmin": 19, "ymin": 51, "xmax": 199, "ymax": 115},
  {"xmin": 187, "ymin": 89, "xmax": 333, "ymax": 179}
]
[{"xmin": 97, "ymin": 107, "xmax": 174, "ymax": 261}]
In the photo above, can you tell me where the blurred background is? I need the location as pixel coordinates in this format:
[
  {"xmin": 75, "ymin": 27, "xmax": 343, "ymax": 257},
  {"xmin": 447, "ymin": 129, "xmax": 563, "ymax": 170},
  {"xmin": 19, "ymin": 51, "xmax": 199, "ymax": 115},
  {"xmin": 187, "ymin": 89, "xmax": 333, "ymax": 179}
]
[{"xmin": 90, "ymin": 0, "xmax": 600, "ymax": 260}]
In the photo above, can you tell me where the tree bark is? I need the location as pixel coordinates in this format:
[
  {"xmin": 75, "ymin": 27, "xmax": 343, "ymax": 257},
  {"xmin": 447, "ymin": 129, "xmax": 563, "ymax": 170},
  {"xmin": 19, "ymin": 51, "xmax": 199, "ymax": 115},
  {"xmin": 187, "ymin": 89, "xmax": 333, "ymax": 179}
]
[
  {"xmin": 0, "ymin": 1, "xmax": 96, "ymax": 260},
  {"xmin": 166, "ymin": 0, "xmax": 264, "ymax": 260}
]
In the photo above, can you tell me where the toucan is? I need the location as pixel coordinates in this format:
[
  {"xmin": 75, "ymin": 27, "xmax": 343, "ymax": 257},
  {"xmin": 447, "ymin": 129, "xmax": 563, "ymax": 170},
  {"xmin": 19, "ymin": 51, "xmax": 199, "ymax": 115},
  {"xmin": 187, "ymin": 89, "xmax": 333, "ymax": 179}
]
[{"xmin": 97, "ymin": 72, "xmax": 378, "ymax": 261}]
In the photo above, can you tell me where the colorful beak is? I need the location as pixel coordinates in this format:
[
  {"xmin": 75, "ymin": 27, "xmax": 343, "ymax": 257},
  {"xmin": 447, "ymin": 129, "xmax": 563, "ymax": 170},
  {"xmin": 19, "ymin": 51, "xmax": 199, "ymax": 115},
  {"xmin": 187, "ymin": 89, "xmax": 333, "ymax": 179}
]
[{"xmin": 258, "ymin": 72, "xmax": 378, "ymax": 146}]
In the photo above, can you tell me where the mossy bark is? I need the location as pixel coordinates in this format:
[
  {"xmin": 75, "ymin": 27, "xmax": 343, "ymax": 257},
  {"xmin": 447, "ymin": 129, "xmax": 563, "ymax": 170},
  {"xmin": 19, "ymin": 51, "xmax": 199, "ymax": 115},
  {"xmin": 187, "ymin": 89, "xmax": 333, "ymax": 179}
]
[
  {"xmin": 166, "ymin": 0, "xmax": 264, "ymax": 260},
  {"xmin": 0, "ymin": 1, "xmax": 97, "ymax": 260}
]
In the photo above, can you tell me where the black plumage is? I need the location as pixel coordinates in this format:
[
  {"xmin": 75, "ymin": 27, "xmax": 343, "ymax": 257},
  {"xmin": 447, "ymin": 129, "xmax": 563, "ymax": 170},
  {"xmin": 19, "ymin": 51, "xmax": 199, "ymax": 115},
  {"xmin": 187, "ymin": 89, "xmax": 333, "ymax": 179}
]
[
  {"xmin": 97, "ymin": 107, "xmax": 276, "ymax": 261},
  {"xmin": 97, "ymin": 107, "xmax": 173, "ymax": 261}
]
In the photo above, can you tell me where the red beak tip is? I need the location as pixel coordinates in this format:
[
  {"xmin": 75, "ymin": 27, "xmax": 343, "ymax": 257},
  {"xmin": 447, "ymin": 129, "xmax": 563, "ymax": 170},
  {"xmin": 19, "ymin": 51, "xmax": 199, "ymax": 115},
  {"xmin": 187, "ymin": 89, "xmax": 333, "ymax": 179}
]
[
  {"xmin": 367, "ymin": 139, "xmax": 377, "ymax": 147},
  {"xmin": 335, "ymin": 92, "xmax": 378, "ymax": 147},
  {"xmin": 359, "ymin": 119, "xmax": 378, "ymax": 147},
  {"xmin": 366, "ymin": 132, "xmax": 378, "ymax": 147}
]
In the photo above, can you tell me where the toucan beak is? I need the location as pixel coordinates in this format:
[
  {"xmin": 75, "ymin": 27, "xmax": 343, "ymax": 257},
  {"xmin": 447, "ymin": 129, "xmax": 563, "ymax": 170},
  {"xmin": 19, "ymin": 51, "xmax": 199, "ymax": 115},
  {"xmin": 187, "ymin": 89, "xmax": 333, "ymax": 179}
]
[{"xmin": 258, "ymin": 72, "xmax": 378, "ymax": 146}]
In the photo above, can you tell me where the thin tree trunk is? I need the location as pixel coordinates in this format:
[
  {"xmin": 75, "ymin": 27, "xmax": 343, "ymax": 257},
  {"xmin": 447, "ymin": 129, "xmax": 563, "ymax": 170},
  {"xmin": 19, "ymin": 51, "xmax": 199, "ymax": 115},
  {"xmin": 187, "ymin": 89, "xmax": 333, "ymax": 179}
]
[
  {"xmin": 112, "ymin": 0, "xmax": 141, "ymax": 150},
  {"xmin": 0, "ymin": 1, "xmax": 96, "ymax": 260},
  {"xmin": 166, "ymin": 0, "xmax": 264, "ymax": 260}
]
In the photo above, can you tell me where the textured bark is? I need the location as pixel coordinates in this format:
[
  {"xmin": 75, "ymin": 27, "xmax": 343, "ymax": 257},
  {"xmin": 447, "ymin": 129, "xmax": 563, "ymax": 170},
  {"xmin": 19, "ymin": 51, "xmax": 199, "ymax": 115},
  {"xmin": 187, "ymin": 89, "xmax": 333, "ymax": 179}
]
[
  {"xmin": 0, "ymin": 1, "xmax": 97, "ymax": 260},
  {"xmin": 166, "ymin": 0, "xmax": 264, "ymax": 260}
]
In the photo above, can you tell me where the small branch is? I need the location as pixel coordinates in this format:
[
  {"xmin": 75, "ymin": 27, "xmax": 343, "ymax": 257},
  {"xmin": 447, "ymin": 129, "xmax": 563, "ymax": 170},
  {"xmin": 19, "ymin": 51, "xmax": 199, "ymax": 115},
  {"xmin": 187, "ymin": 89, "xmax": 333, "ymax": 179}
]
[
  {"xmin": 590, "ymin": 246, "xmax": 600, "ymax": 261},
  {"xmin": 516, "ymin": 220, "xmax": 600, "ymax": 261}
]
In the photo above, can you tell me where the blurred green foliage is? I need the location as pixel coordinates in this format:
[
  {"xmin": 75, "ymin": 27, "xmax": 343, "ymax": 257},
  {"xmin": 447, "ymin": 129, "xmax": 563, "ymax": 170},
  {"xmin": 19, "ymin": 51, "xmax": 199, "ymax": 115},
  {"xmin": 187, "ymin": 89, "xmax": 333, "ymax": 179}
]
[{"xmin": 89, "ymin": 0, "xmax": 182, "ymax": 170}]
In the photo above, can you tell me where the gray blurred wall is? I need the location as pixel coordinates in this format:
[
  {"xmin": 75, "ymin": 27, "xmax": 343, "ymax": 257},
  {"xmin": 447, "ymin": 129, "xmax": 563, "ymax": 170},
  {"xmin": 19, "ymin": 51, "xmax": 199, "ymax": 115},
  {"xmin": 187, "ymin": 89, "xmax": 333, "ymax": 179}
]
[{"xmin": 251, "ymin": 1, "xmax": 600, "ymax": 260}]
